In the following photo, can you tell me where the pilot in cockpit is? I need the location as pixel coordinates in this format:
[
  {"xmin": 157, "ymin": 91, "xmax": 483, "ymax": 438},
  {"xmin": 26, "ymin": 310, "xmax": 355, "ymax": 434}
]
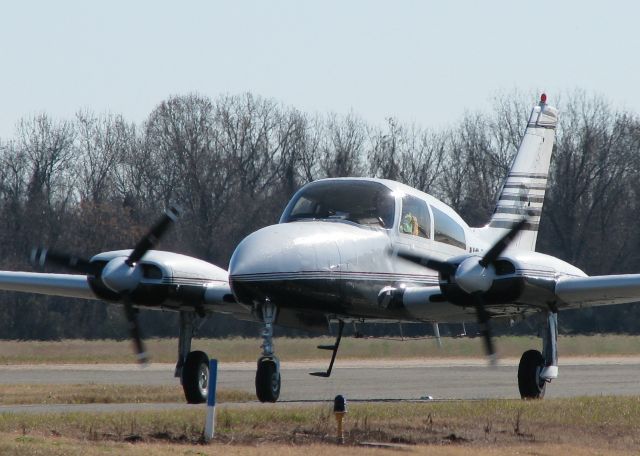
[{"xmin": 401, "ymin": 213, "xmax": 419, "ymax": 236}]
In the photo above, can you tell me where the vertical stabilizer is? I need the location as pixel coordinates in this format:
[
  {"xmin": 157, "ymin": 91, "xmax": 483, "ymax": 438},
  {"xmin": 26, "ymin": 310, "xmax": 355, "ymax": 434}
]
[{"xmin": 480, "ymin": 94, "xmax": 558, "ymax": 251}]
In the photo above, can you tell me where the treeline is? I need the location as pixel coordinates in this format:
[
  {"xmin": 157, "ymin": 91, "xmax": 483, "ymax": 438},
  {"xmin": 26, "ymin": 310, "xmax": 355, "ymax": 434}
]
[{"xmin": 1, "ymin": 90, "xmax": 640, "ymax": 340}]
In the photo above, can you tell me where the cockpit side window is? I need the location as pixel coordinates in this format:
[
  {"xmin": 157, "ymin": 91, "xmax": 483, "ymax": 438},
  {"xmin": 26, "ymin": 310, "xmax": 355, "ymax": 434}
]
[
  {"xmin": 432, "ymin": 206, "xmax": 466, "ymax": 249},
  {"xmin": 399, "ymin": 195, "xmax": 431, "ymax": 239},
  {"xmin": 282, "ymin": 180, "xmax": 395, "ymax": 229}
]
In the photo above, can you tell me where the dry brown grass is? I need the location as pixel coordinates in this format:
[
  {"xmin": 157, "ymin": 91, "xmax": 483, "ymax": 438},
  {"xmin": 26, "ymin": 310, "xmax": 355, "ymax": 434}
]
[
  {"xmin": 0, "ymin": 384, "xmax": 252, "ymax": 405},
  {"xmin": 2, "ymin": 334, "xmax": 640, "ymax": 364},
  {"xmin": 0, "ymin": 397, "xmax": 638, "ymax": 453},
  {"xmin": 0, "ymin": 436, "xmax": 634, "ymax": 456}
]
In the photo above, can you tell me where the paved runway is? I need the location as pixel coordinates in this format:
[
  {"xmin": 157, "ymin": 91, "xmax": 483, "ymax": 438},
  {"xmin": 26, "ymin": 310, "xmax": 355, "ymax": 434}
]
[{"xmin": 2, "ymin": 357, "xmax": 639, "ymax": 413}]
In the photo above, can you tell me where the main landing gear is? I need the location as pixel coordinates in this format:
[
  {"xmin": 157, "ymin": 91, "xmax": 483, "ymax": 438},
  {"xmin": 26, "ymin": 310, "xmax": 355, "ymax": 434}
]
[
  {"xmin": 175, "ymin": 311, "xmax": 210, "ymax": 404},
  {"xmin": 255, "ymin": 301, "xmax": 281, "ymax": 402},
  {"xmin": 175, "ymin": 301, "xmax": 284, "ymax": 404},
  {"xmin": 518, "ymin": 310, "xmax": 558, "ymax": 399}
]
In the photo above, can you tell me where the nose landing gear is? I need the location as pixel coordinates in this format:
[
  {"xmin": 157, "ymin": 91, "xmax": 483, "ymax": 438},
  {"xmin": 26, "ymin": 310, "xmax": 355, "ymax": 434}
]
[{"xmin": 255, "ymin": 300, "xmax": 281, "ymax": 402}]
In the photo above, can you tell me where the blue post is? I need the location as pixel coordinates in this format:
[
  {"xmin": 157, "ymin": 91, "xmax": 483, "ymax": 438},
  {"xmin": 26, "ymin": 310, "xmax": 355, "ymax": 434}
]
[{"xmin": 204, "ymin": 359, "xmax": 218, "ymax": 441}]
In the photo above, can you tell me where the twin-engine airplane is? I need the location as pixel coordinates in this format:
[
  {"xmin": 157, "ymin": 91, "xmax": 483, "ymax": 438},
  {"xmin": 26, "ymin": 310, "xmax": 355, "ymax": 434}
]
[{"xmin": 1, "ymin": 94, "xmax": 638, "ymax": 404}]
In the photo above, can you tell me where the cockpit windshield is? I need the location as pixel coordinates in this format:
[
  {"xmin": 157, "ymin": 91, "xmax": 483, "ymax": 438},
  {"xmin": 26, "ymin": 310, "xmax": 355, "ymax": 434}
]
[{"xmin": 281, "ymin": 180, "xmax": 395, "ymax": 228}]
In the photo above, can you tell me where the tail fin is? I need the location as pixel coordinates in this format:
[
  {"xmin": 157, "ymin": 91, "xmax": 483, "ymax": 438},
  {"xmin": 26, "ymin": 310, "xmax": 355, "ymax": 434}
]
[{"xmin": 480, "ymin": 94, "xmax": 558, "ymax": 251}]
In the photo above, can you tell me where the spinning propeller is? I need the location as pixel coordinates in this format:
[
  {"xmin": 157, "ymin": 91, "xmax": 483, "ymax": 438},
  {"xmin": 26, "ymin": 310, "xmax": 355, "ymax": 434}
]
[
  {"xmin": 399, "ymin": 218, "xmax": 528, "ymax": 364},
  {"xmin": 31, "ymin": 207, "xmax": 180, "ymax": 364}
]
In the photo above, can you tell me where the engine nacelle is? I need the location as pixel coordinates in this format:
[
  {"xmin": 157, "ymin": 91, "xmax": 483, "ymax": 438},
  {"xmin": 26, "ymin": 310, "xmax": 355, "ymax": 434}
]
[
  {"xmin": 378, "ymin": 285, "xmax": 444, "ymax": 319},
  {"xmin": 87, "ymin": 249, "xmax": 228, "ymax": 307}
]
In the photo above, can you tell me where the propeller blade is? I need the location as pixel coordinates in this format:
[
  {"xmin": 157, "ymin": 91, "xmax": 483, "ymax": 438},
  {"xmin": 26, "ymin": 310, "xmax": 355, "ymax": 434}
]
[
  {"xmin": 30, "ymin": 248, "xmax": 97, "ymax": 275},
  {"xmin": 479, "ymin": 218, "xmax": 528, "ymax": 268},
  {"xmin": 396, "ymin": 250, "xmax": 457, "ymax": 276},
  {"xmin": 122, "ymin": 296, "xmax": 148, "ymax": 365},
  {"xmin": 126, "ymin": 206, "xmax": 179, "ymax": 266},
  {"xmin": 472, "ymin": 293, "xmax": 497, "ymax": 365},
  {"xmin": 30, "ymin": 206, "xmax": 178, "ymax": 366}
]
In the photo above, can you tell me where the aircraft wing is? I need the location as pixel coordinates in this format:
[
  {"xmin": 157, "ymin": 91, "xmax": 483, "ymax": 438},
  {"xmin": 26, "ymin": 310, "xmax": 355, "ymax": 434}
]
[
  {"xmin": 555, "ymin": 274, "xmax": 640, "ymax": 307},
  {"xmin": 0, "ymin": 270, "xmax": 241, "ymax": 310},
  {"xmin": 0, "ymin": 271, "xmax": 97, "ymax": 300}
]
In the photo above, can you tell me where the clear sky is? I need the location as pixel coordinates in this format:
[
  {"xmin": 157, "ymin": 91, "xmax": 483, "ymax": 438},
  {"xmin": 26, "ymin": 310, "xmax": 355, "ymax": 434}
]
[{"xmin": 1, "ymin": 0, "xmax": 638, "ymax": 138}]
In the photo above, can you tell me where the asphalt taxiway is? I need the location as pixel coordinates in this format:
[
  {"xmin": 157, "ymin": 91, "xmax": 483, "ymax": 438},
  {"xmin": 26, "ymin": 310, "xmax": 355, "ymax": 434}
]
[{"xmin": 1, "ymin": 357, "xmax": 639, "ymax": 413}]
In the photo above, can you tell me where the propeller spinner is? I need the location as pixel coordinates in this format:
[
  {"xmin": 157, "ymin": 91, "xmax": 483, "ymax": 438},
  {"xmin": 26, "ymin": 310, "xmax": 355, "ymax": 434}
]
[{"xmin": 30, "ymin": 206, "xmax": 180, "ymax": 364}]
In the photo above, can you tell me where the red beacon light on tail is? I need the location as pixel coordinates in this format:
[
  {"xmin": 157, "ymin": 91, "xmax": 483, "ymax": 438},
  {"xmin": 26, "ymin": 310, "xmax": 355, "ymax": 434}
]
[{"xmin": 540, "ymin": 93, "xmax": 547, "ymax": 104}]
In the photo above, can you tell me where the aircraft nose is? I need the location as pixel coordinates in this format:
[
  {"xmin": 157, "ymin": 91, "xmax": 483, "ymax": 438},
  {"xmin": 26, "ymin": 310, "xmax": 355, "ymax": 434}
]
[
  {"xmin": 229, "ymin": 223, "xmax": 341, "ymax": 277},
  {"xmin": 228, "ymin": 223, "xmax": 344, "ymax": 306}
]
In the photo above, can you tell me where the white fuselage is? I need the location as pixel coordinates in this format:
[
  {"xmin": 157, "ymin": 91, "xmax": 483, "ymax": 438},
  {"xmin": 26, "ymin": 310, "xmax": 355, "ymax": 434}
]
[{"xmin": 228, "ymin": 178, "xmax": 586, "ymax": 325}]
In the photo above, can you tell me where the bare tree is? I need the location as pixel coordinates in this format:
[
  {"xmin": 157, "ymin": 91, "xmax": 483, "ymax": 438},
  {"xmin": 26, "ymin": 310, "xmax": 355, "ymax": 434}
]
[
  {"xmin": 15, "ymin": 114, "xmax": 77, "ymax": 247},
  {"xmin": 320, "ymin": 113, "xmax": 366, "ymax": 177},
  {"xmin": 75, "ymin": 111, "xmax": 135, "ymax": 204},
  {"xmin": 543, "ymin": 91, "xmax": 640, "ymax": 273},
  {"xmin": 369, "ymin": 119, "xmax": 446, "ymax": 195},
  {"xmin": 18, "ymin": 114, "xmax": 76, "ymax": 209}
]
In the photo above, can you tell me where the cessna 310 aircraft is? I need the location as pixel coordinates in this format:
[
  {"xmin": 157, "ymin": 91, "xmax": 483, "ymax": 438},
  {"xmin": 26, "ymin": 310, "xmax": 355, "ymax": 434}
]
[{"xmin": 1, "ymin": 94, "xmax": 638, "ymax": 404}]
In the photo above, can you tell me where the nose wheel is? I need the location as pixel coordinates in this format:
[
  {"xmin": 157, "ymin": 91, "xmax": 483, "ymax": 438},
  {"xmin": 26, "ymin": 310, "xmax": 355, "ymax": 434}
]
[
  {"xmin": 255, "ymin": 300, "xmax": 281, "ymax": 402},
  {"xmin": 256, "ymin": 356, "xmax": 281, "ymax": 402}
]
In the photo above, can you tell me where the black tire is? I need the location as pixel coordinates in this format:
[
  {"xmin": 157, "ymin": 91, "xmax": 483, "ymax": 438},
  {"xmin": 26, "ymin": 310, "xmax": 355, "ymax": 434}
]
[
  {"xmin": 181, "ymin": 350, "xmax": 209, "ymax": 404},
  {"xmin": 255, "ymin": 358, "xmax": 281, "ymax": 402},
  {"xmin": 518, "ymin": 349, "xmax": 546, "ymax": 399}
]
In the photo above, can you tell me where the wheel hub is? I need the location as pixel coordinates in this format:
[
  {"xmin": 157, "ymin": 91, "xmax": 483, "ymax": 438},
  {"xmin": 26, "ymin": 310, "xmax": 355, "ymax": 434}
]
[{"xmin": 198, "ymin": 365, "xmax": 208, "ymax": 395}]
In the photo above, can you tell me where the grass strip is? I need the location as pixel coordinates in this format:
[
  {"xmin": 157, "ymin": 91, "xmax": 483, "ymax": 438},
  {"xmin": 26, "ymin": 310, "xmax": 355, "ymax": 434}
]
[
  {"xmin": 0, "ymin": 436, "xmax": 633, "ymax": 456},
  {"xmin": 2, "ymin": 334, "xmax": 640, "ymax": 364},
  {"xmin": 0, "ymin": 396, "xmax": 638, "ymax": 450},
  {"xmin": 0, "ymin": 384, "xmax": 253, "ymax": 405}
]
